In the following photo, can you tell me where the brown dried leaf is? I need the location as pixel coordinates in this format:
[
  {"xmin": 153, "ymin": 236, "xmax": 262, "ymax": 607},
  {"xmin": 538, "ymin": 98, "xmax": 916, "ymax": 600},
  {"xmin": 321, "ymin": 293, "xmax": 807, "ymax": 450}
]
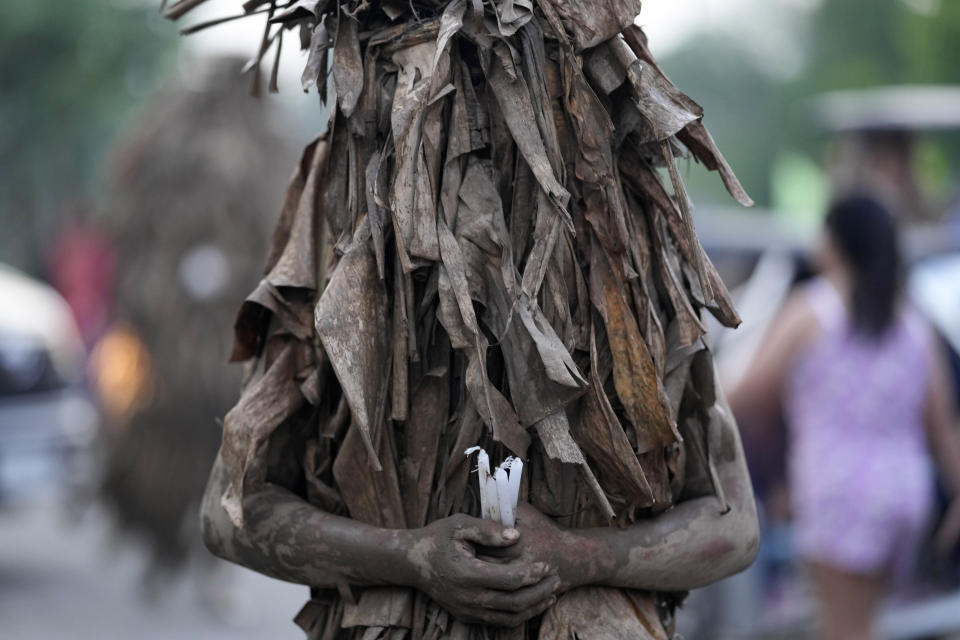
[
  {"xmin": 617, "ymin": 37, "xmax": 700, "ymax": 143},
  {"xmin": 622, "ymin": 25, "xmax": 754, "ymax": 207},
  {"xmin": 484, "ymin": 43, "xmax": 571, "ymax": 223},
  {"xmin": 364, "ymin": 148, "xmax": 388, "ymax": 278},
  {"xmin": 231, "ymin": 138, "xmax": 327, "ymax": 362},
  {"xmin": 271, "ymin": 0, "xmax": 326, "ymax": 24},
  {"xmin": 436, "ymin": 217, "xmax": 530, "ymax": 456},
  {"xmin": 301, "ymin": 22, "xmax": 330, "ymax": 91},
  {"xmin": 221, "ymin": 342, "xmax": 306, "ymax": 526},
  {"xmin": 389, "ymin": 40, "xmax": 444, "ymax": 270},
  {"xmin": 180, "ymin": 6, "xmax": 272, "ymax": 35},
  {"xmin": 341, "ymin": 588, "xmax": 413, "ymax": 629},
  {"xmin": 315, "ymin": 242, "xmax": 390, "ymax": 470},
  {"xmin": 590, "ymin": 238, "xmax": 679, "ymax": 453},
  {"xmin": 677, "ymin": 121, "xmax": 755, "ymax": 207},
  {"xmin": 572, "ymin": 322, "xmax": 654, "ymax": 510},
  {"xmin": 390, "ymin": 253, "xmax": 409, "ymax": 422},
  {"xmin": 266, "ymin": 138, "xmax": 326, "ymax": 289},
  {"xmin": 492, "ymin": 0, "xmax": 533, "ymax": 36},
  {"xmin": 540, "ymin": 587, "xmax": 669, "ymax": 640},
  {"xmin": 401, "ymin": 373, "xmax": 449, "ymax": 527},
  {"xmin": 333, "ymin": 416, "xmax": 405, "ymax": 526},
  {"xmin": 538, "ymin": 0, "xmax": 643, "ymax": 51},
  {"xmin": 534, "ymin": 409, "xmax": 614, "ymax": 520},
  {"xmin": 562, "ymin": 54, "xmax": 629, "ymax": 254},
  {"xmin": 333, "ymin": 15, "xmax": 364, "ymax": 117}
]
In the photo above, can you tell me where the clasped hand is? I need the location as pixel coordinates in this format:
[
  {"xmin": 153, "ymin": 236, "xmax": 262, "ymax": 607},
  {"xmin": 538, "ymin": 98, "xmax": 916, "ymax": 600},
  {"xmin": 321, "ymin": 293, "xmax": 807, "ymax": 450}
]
[{"xmin": 406, "ymin": 504, "xmax": 582, "ymax": 627}]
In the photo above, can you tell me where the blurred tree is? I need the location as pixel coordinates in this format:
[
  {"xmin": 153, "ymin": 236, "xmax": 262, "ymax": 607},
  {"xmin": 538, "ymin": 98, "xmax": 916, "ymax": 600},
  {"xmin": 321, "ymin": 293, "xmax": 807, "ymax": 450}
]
[
  {"xmin": 0, "ymin": 1, "xmax": 176, "ymax": 272},
  {"xmin": 657, "ymin": 0, "xmax": 960, "ymax": 212},
  {"xmin": 808, "ymin": 0, "xmax": 960, "ymax": 90},
  {"xmin": 655, "ymin": 34, "xmax": 793, "ymax": 210}
]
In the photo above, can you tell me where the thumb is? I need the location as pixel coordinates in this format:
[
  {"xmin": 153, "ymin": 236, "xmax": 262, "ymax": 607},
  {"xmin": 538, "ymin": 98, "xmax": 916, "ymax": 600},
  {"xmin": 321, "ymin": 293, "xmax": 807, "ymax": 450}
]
[{"xmin": 454, "ymin": 517, "xmax": 520, "ymax": 548}]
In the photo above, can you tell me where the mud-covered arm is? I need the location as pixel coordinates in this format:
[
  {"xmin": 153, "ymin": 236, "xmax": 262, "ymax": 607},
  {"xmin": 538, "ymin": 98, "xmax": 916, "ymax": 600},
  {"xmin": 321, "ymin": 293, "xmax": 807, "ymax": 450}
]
[
  {"xmin": 199, "ymin": 449, "xmax": 558, "ymax": 626},
  {"xmin": 510, "ymin": 400, "xmax": 759, "ymax": 593},
  {"xmin": 726, "ymin": 290, "xmax": 817, "ymax": 423},
  {"xmin": 584, "ymin": 402, "xmax": 760, "ymax": 591},
  {"xmin": 199, "ymin": 451, "xmax": 417, "ymax": 588}
]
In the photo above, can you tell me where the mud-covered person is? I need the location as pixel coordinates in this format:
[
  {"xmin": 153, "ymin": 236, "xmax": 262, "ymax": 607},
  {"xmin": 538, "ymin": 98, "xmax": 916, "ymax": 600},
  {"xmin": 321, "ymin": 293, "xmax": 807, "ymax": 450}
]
[
  {"xmin": 178, "ymin": 1, "xmax": 761, "ymax": 638},
  {"xmin": 200, "ymin": 395, "xmax": 759, "ymax": 634}
]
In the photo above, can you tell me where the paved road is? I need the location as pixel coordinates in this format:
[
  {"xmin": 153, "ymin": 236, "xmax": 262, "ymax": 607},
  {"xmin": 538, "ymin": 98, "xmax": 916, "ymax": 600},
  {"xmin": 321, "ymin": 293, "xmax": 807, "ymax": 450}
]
[
  {"xmin": 0, "ymin": 498, "xmax": 306, "ymax": 640},
  {"xmin": 8, "ymin": 496, "xmax": 958, "ymax": 640}
]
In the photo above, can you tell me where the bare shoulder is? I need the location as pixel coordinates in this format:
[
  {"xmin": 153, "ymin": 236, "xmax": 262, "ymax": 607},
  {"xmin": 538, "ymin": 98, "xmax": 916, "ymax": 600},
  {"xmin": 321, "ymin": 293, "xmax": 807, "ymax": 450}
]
[
  {"xmin": 780, "ymin": 281, "xmax": 819, "ymax": 323},
  {"xmin": 767, "ymin": 283, "xmax": 821, "ymax": 354}
]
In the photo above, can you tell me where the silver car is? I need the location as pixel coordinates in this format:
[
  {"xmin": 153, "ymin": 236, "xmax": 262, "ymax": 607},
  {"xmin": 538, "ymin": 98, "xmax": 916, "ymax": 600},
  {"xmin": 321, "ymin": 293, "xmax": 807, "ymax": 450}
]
[{"xmin": 0, "ymin": 264, "xmax": 98, "ymax": 506}]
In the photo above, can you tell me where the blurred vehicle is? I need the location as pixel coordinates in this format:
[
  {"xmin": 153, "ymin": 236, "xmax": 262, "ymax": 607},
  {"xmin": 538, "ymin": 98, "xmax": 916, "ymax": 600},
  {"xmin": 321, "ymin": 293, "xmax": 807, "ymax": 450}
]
[
  {"xmin": 911, "ymin": 251, "xmax": 960, "ymax": 364},
  {"xmin": 0, "ymin": 263, "xmax": 98, "ymax": 507}
]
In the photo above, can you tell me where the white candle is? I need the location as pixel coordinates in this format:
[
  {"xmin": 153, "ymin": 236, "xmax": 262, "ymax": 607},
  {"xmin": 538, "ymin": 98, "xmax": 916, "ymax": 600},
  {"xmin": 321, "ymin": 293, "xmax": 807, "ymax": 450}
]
[{"xmin": 465, "ymin": 447, "xmax": 523, "ymax": 526}]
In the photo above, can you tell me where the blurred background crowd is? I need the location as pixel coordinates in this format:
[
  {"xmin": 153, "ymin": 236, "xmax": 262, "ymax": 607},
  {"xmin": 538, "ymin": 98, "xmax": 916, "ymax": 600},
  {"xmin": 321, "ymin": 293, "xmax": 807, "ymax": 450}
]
[{"xmin": 3, "ymin": 0, "xmax": 960, "ymax": 638}]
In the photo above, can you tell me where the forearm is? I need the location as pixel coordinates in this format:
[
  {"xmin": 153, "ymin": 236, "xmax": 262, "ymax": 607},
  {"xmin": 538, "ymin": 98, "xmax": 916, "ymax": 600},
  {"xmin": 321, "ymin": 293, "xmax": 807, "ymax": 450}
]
[
  {"xmin": 925, "ymin": 348, "xmax": 960, "ymax": 496},
  {"xmin": 562, "ymin": 406, "xmax": 759, "ymax": 592},
  {"xmin": 581, "ymin": 494, "xmax": 758, "ymax": 592},
  {"xmin": 200, "ymin": 455, "xmax": 417, "ymax": 589},
  {"xmin": 932, "ymin": 422, "xmax": 960, "ymax": 496}
]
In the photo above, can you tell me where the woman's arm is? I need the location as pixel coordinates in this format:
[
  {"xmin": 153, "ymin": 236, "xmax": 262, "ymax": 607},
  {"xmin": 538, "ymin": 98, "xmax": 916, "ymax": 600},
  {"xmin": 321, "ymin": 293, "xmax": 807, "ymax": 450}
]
[
  {"xmin": 506, "ymin": 397, "xmax": 760, "ymax": 592},
  {"xmin": 923, "ymin": 342, "xmax": 960, "ymax": 552},
  {"xmin": 726, "ymin": 290, "xmax": 818, "ymax": 423},
  {"xmin": 924, "ymin": 342, "xmax": 960, "ymax": 495}
]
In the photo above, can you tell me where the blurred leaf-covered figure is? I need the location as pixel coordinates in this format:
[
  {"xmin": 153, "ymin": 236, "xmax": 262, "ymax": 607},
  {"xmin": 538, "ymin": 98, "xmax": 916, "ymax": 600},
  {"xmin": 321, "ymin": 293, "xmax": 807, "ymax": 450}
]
[{"xmin": 95, "ymin": 57, "xmax": 291, "ymax": 583}]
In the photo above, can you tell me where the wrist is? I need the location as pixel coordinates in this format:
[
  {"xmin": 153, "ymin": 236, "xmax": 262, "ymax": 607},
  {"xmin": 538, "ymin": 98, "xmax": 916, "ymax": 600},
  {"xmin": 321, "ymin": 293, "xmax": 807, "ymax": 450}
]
[
  {"xmin": 387, "ymin": 526, "xmax": 429, "ymax": 590},
  {"xmin": 558, "ymin": 528, "xmax": 617, "ymax": 590}
]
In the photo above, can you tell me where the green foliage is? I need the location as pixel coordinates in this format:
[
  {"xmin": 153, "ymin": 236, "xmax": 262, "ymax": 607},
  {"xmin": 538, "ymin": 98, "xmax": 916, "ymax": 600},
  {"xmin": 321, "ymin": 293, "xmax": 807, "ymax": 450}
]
[
  {"xmin": 0, "ymin": 0, "xmax": 176, "ymax": 271},
  {"xmin": 806, "ymin": 0, "xmax": 960, "ymax": 89},
  {"xmin": 659, "ymin": 0, "xmax": 960, "ymax": 212},
  {"xmin": 657, "ymin": 34, "xmax": 792, "ymax": 210}
]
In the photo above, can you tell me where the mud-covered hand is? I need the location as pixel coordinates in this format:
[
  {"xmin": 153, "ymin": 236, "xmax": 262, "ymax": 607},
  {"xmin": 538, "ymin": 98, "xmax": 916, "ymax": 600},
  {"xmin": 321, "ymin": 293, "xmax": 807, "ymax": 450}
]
[
  {"xmin": 405, "ymin": 513, "xmax": 561, "ymax": 627},
  {"xmin": 482, "ymin": 503, "xmax": 612, "ymax": 593}
]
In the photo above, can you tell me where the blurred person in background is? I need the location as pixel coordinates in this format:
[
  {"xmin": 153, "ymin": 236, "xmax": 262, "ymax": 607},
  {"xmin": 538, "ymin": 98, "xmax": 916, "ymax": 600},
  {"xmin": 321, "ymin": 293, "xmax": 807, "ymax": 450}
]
[
  {"xmin": 47, "ymin": 206, "xmax": 117, "ymax": 351},
  {"xmin": 90, "ymin": 56, "xmax": 290, "ymax": 596},
  {"xmin": 729, "ymin": 193, "xmax": 960, "ymax": 640}
]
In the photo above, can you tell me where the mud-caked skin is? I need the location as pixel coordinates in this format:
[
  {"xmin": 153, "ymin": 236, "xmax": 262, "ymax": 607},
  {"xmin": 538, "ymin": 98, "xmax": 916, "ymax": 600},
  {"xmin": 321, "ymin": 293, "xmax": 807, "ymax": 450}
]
[{"xmin": 200, "ymin": 400, "xmax": 758, "ymax": 628}]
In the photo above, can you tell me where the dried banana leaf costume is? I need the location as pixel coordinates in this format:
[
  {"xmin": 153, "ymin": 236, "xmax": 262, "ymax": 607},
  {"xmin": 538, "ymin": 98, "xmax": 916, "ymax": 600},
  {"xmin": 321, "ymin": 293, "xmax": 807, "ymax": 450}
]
[{"xmin": 167, "ymin": 1, "xmax": 753, "ymax": 638}]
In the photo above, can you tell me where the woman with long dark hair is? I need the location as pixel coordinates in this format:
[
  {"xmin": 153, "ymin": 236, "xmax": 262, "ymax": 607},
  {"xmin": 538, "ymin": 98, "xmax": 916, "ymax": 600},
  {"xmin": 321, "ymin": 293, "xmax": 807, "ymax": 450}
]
[{"xmin": 731, "ymin": 194, "xmax": 960, "ymax": 640}]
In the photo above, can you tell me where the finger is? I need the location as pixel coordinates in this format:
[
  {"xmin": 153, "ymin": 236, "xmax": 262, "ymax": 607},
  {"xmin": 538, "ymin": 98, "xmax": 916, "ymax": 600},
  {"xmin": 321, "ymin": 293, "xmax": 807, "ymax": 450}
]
[
  {"xmin": 453, "ymin": 518, "xmax": 520, "ymax": 549},
  {"xmin": 478, "ymin": 575, "xmax": 561, "ymax": 612},
  {"xmin": 476, "ymin": 543, "xmax": 522, "ymax": 561},
  {"xmin": 475, "ymin": 551, "xmax": 514, "ymax": 565},
  {"xmin": 461, "ymin": 557, "xmax": 550, "ymax": 591}
]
